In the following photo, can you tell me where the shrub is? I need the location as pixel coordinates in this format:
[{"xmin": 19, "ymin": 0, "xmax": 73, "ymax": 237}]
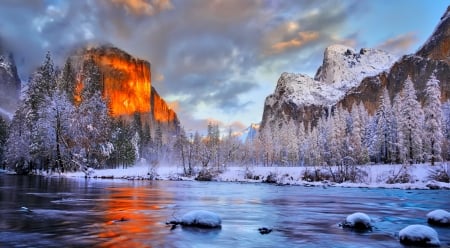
[{"xmin": 427, "ymin": 163, "xmax": 450, "ymax": 183}]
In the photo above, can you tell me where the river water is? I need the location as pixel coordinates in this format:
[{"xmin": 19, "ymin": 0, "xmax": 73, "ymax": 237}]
[{"xmin": 0, "ymin": 174, "xmax": 449, "ymax": 248}]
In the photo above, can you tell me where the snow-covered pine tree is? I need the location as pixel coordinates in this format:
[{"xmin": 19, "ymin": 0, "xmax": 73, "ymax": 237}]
[
  {"xmin": 423, "ymin": 74, "xmax": 443, "ymax": 165},
  {"xmin": 0, "ymin": 116, "xmax": 7, "ymax": 166},
  {"xmin": 373, "ymin": 88, "xmax": 396, "ymax": 163},
  {"xmin": 4, "ymin": 104, "xmax": 31, "ymax": 173},
  {"xmin": 22, "ymin": 52, "xmax": 58, "ymax": 171},
  {"xmin": 442, "ymin": 100, "xmax": 450, "ymax": 161},
  {"xmin": 71, "ymin": 91, "xmax": 112, "ymax": 169},
  {"xmin": 350, "ymin": 102, "xmax": 369, "ymax": 164},
  {"xmin": 330, "ymin": 105, "xmax": 347, "ymax": 165},
  {"xmin": 81, "ymin": 56, "xmax": 103, "ymax": 100},
  {"xmin": 284, "ymin": 119, "xmax": 299, "ymax": 166},
  {"xmin": 396, "ymin": 77, "xmax": 424, "ymax": 164},
  {"xmin": 59, "ymin": 58, "xmax": 77, "ymax": 103}
]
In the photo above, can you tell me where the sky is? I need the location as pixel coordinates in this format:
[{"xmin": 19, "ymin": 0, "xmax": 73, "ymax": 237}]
[{"xmin": 0, "ymin": 0, "xmax": 448, "ymax": 133}]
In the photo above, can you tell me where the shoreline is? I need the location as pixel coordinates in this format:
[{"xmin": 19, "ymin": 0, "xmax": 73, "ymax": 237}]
[{"xmin": 8, "ymin": 163, "xmax": 447, "ymax": 190}]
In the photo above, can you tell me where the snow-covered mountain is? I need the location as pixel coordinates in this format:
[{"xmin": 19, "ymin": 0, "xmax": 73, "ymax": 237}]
[
  {"xmin": 239, "ymin": 123, "xmax": 260, "ymax": 143},
  {"xmin": 262, "ymin": 45, "xmax": 397, "ymax": 130},
  {"xmin": 0, "ymin": 52, "xmax": 21, "ymax": 120},
  {"xmin": 261, "ymin": 6, "xmax": 450, "ymax": 132}
]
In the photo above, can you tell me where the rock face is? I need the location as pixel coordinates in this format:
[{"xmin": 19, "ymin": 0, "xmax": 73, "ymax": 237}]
[
  {"xmin": 72, "ymin": 45, "xmax": 179, "ymax": 129},
  {"xmin": 0, "ymin": 52, "xmax": 21, "ymax": 119},
  {"xmin": 261, "ymin": 7, "xmax": 450, "ymax": 131},
  {"xmin": 416, "ymin": 6, "xmax": 450, "ymax": 62},
  {"xmin": 261, "ymin": 46, "xmax": 396, "ymax": 129}
]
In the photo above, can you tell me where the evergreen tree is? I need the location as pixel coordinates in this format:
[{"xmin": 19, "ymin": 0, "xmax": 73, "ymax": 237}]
[
  {"xmin": 108, "ymin": 119, "xmax": 136, "ymax": 168},
  {"xmin": 373, "ymin": 88, "xmax": 396, "ymax": 163},
  {"xmin": 71, "ymin": 91, "xmax": 112, "ymax": 168},
  {"xmin": 5, "ymin": 104, "xmax": 31, "ymax": 173},
  {"xmin": 0, "ymin": 116, "xmax": 9, "ymax": 167},
  {"xmin": 423, "ymin": 74, "xmax": 443, "ymax": 165},
  {"xmin": 397, "ymin": 77, "xmax": 424, "ymax": 164},
  {"xmin": 59, "ymin": 58, "xmax": 77, "ymax": 102},
  {"xmin": 350, "ymin": 102, "xmax": 369, "ymax": 164},
  {"xmin": 81, "ymin": 56, "xmax": 102, "ymax": 100}
]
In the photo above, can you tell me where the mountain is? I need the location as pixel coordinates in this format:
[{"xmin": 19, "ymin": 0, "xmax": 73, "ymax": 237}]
[
  {"xmin": 261, "ymin": 7, "xmax": 450, "ymax": 132},
  {"xmin": 239, "ymin": 123, "xmax": 260, "ymax": 143},
  {"xmin": 0, "ymin": 51, "xmax": 21, "ymax": 120},
  {"xmin": 261, "ymin": 45, "xmax": 397, "ymax": 130},
  {"xmin": 71, "ymin": 45, "xmax": 179, "ymax": 130}
]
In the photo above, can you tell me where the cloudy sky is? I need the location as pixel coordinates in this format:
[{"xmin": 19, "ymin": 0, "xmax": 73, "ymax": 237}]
[{"xmin": 0, "ymin": 0, "xmax": 447, "ymax": 132}]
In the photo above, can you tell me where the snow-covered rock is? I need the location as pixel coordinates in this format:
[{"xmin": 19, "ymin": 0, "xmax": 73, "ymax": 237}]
[
  {"xmin": 181, "ymin": 210, "xmax": 222, "ymax": 228},
  {"xmin": 315, "ymin": 44, "xmax": 397, "ymax": 89},
  {"xmin": 342, "ymin": 212, "xmax": 372, "ymax": 230},
  {"xmin": 398, "ymin": 224, "xmax": 440, "ymax": 247},
  {"xmin": 427, "ymin": 209, "xmax": 450, "ymax": 226},
  {"xmin": 261, "ymin": 44, "xmax": 397, "ymax": 132}
]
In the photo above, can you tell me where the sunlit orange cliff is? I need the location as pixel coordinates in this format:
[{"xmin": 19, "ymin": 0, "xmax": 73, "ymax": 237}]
[{"xmin": 72, "ymin": 45, "xmax": 179, "ymax": 129}]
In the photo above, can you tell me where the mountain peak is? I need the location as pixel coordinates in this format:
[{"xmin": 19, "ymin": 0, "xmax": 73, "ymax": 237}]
[
  {"xmin": 416, "ymin": 5, "xmax": 450, "ymax": 62},
  {"xmin": 314, "ymin": 44, "xmax": 397, "ymax": 88}
]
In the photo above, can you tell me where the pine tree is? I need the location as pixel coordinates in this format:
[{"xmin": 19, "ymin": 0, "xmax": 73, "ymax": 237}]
[
  {"xmin": 4, "ymin": 104, "xmax": 31, "ymax": 173},
  {"xmin": 373, "ymin": 88, "xmax": 396, "ymax": 163},
  {"xmin": 81, "ymin": 56, "xmax": 102, "ymax": 100},
  {"xmin": 71, "ymin": 91, "xmax": 112, "ymax": 168},
  {"xmin": 350, "ymin": 102, "xmax": 369, "ymax": 164},
  {"xmin": 0, "ymin": 116, "xmax": 9, "ymax": 167},
  {"xmin": 22, "ymin": 52, "xmax": 58, "ymax": 171},
  {"xmin": 423, "ymin": 74, "xmax": 443, "ymax": 165},
  {"xmin": 59, "ymin": 58, "xmax": 77, "ymax": 102},
  {"xmin": 397, "ymin": 77, "xmax": 424, "ymax": 164}
]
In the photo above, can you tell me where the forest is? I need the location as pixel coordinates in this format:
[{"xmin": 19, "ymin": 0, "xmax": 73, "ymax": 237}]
[{"xmin": 0, "ymin": 53, "xmax": 449, "ymax": 180}]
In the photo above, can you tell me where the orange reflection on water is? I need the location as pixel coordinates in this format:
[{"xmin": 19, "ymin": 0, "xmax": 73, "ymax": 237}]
[{"xmin": 97, "ymin": 185, "xmax": 173, "ymax": 248}]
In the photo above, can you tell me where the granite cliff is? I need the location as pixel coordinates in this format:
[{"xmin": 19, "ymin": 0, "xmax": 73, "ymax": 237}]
[
  {"xmin": 261, "ymin": 7, "xmax": 450, "ymax": 132},
  {"xmin": 71, "ymin": 45, "xmax": 179, "ymax": 130}
]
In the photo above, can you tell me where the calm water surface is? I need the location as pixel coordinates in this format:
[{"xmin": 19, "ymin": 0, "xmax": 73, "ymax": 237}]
[{"xmin": 0, "ymin": 174, "xmax": 449, "ymax": 247}]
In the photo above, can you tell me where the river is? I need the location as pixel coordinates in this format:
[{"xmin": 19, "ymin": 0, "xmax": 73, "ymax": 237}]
[{"xmin": 0, "ymin": 174, "xmax": 449, "ymax": 247}]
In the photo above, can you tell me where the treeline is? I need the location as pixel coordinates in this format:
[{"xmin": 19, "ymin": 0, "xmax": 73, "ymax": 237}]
[
  {"xmin": 0, "ymin": 53, "xmax": 170, "ymax": 174},
  {"xmin": 257, "ymin": 75, "xmax": 450, "ymax": 168},
  {"xmin": 0, "ymin": 53, "xmax": 448, "ymax": 176}
]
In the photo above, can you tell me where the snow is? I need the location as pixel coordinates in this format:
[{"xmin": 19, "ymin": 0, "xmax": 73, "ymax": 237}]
[
  {"xmin": 62, "ymin": 163, "xmax": 450, "ymax": 190},
  {"xmin": 180, "ymin": 210, "xmax": 222, "ymax": 228},
  {"xmin": 316, "ymin": 45, "xmax": 397, "ymax": 88},
  {"xmin": 427, "ymin": 209, "xmax": 450, "ymax": 225},
  {"xmin": 398, "ymin": 224, "xmax": 440, "ymax": 246},
  {"xmin": 344, "ymin": 212, "xmax": 371, "ymax": 229},
  {"xmin": 266, "ymin": 45, "xmax": 397, "ymax": 110}
]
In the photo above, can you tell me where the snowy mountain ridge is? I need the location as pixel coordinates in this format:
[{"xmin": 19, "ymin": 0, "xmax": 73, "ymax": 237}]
[
  {"xmin": 261, "ymin": 6, "xmax": 450, "ymax": 133},
  {"xmin": 263, "ymin": 44, "xmax": 397, "ymax": 126},
  {"xmin": 315, "ymin": 45, "xmax": 398, "ymax": 87},
  {"xmin": 268, "ymin": 44, "xmax": 397, "ymax": 107}
]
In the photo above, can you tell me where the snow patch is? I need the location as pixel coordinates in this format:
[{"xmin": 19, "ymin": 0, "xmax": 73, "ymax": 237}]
[
  {"xmin": 398, "ymin": 224, "xmax": 440, "ymax": 247},
  {"xmin": 181, "ymin": 210, "xmax": 222, "ymax": 228},
  {"xmin": 427, "ymin": 209, "xmax": 450, "ymax": 226}
]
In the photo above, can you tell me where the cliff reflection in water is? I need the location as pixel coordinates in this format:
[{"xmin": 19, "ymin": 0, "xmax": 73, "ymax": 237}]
[{"xmin": 97, "ymin": 185, "xmax": 174, "ymax": 248}]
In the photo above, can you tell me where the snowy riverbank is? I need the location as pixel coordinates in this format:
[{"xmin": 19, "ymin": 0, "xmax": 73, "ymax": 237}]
[{"xmin": 59, "ymin": 163, "xmax": 450, "ymax": 190}]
